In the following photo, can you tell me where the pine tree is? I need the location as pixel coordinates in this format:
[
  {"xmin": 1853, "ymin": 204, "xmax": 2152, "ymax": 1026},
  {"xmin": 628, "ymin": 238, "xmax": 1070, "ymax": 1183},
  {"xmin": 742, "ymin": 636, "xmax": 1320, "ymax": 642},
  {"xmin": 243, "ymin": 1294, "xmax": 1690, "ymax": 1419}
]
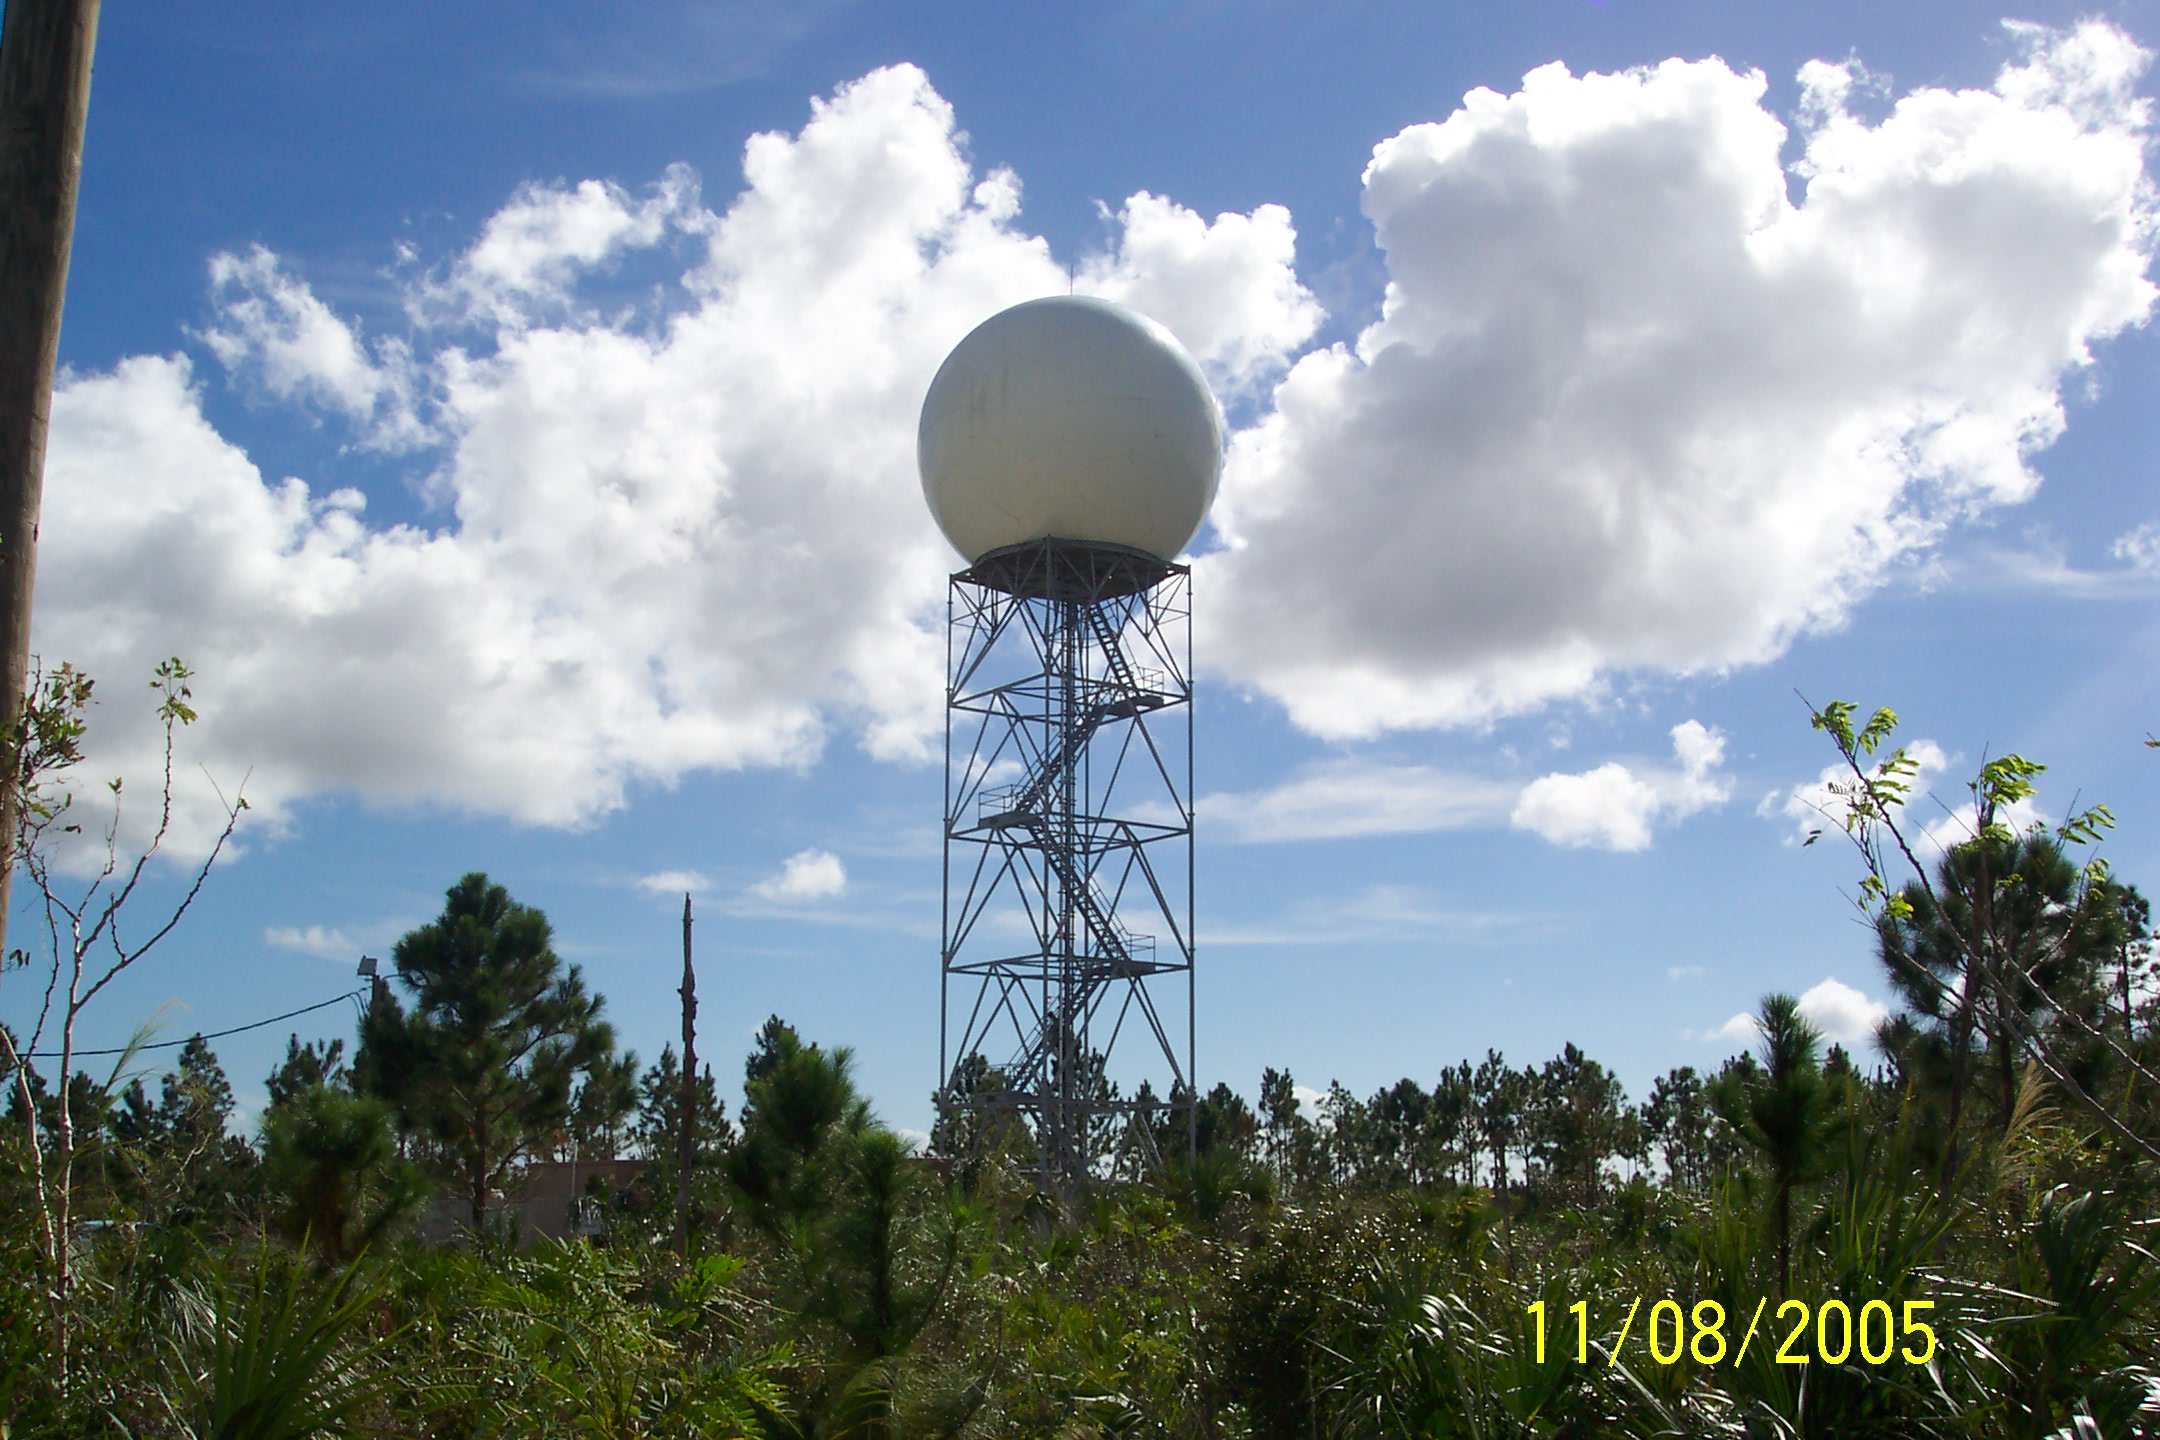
[
  {"xmin": 1528, "ymin": 1043, "xmax": 1632, "ymax": 1201},
  {"xmin": 356, "ymin": 872, "xmax": 614, "ymax": 1231},
  {"xmin": 1712, "ymin": 994, "xmax": 1831, "ymax": 1294},
  {"xmin": 1645, "ymin": 1065, "xmax": 1716, "ymax": 1190},
  {"xmin": 266, "ymin": 1035, "xmax": 346, "ymax": 1108},
  {"xmin": 1471, "ymin": 1049, "xmax": 1525, "ymax": 1194}
]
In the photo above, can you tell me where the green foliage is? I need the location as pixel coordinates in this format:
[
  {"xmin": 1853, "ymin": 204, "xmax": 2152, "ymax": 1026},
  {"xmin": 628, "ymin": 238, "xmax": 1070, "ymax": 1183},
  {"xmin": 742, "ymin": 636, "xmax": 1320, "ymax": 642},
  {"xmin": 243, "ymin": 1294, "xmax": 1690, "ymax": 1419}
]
[
  {"xmin": 258, "ymin": 1084, "xmax": 427, "ymax": 1267},
  {"xmin": 19, "ymin": 1034, "xmax": 258, "ymax": 1236},
  {"xmin": 5, "ymin": 1004, "xmax": 2159, "ymax": 1440},
  {"xmin": 1712, "ymin": 995, "xmax": 1833, "ymax": 1294},
  {"xmin": 1, "ymin": 654, "xmax": 248, "ymax": 1402},
  {"xmin": 727, "ymin": 1027, "xmax": 870, "ymax": 1242},
  {"xmin": 356, "ymin": 872, "xmax": 616, "ymax": 1231},
  {"xmin": 11, "ymin": 685, "xmax": 2160, "ymax": 1434},
  {"xmin": 11, "ymin": 659, "xmax": 93, "ymax": 831},
  {"xmin": 1645, "ymin": 1066, "xmax": 1724, "ymax": 1191},
  {"xmin": 1995, "ymin": 1186, "xmax": 2159, "ymax": 1436},
  {"xmin": 425, "ymin": 1241, "xmax": 788, "ymax": 1438},
  {"xmin": 264, "ymin": 1038, "xmax": 344, "ymax": 1110},
  {"xmin": 1529, "ymin": 1043, "xmax": 1636, "ymax": 1202},
  {"xmin": 929, "ymin": 1051, "xmax": 1036, "ymax": 1192},
  {"xmin": 1807, "ymin": 697, "xmax": 2160, "ymax": 1172},
  {"xmin": 623, "ymin": 1043, "xmax": 733, "ymax": 1243},
  {"xmin": 726, "ymin": 1027, "xmax": 958, "ymax": 1432},
  {"xmin": 162, "ymin": 1244, "xmax": 396, "ymax": 1440},
  {"xmin": 1336, "ymin": 1279, "xmax": 1615, "ymax": 1438}
]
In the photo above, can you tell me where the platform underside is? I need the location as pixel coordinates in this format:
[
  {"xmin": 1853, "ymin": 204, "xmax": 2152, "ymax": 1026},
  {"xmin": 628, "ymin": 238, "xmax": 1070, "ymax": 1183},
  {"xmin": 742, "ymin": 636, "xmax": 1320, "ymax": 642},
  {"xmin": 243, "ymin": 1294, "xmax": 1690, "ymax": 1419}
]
[{"xmin": 960, "ymin": 536, "xmax": 1182, "ymax": 603}]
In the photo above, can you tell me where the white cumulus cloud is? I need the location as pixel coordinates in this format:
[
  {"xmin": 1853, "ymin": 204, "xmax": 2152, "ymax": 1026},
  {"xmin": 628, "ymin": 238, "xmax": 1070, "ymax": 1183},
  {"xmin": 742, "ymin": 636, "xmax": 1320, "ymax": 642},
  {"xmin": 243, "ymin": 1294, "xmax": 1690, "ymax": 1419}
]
[
  {"xmin": 1707, "ymin": 976, "xmax": 1890, "ymax": 1050},
  {"xmin": 36, "ymin": 64, "xmax": 1317, "ymax": 857},
  {"xmin": 1712, "ymin": 1012, "xmax": 1761, "ymax": 1045},
  {"xmin": 416, "ymin": 163, "xmax": 710, "ymax": 329},
  {"xmin": 2113, "ymin": 521, "xmax": 2160, "ymax": 570},
  {"xmin": 1798, "ymin": 976, "xmax": 1891, "ymax": 1045},
  {"xmin": 1199, "ymin": 21, "xmax": 2156, "ymax": 736},
  {"xmin": 1203, "ymin": 730, "xmax": 1737, "ymax": 849},
  {"xmin": 1080, "ymin": 192, "xmax": 1325, "ymax": 391},
  {"xmin": 637, "ymin": 869, "xmax": 711, "ymax": 896},
  {"xmin": 751, "ymin": 848, "xmax": 847, "ymax": 903},
  {"xmin": 34, "ymin": 27, "xmax": 2158, "ymax": 857},
  {"xmin": 264, "ymin": 924, "xmax": 356, "ymax": 960},
  {"xmin": 1511, "ymin": 720, "xmax": 1730, "ymax": 851},
  {"xmin": 199, "ymin": 246, "xmax": 423, "ymax": 445}
]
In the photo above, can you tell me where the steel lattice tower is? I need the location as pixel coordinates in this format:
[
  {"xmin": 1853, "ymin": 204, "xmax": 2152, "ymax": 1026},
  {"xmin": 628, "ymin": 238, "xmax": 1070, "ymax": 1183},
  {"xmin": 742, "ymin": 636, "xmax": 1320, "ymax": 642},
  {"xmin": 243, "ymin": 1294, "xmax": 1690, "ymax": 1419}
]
[{"xmin": 938, "ymin": 536, "xmax": 1194, "ymax": 1191}]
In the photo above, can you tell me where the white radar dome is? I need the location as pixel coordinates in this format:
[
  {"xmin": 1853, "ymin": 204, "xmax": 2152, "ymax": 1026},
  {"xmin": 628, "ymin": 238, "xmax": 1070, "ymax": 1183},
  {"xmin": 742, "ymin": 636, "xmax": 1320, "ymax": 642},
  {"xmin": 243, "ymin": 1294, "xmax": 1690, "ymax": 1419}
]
[{"xmin": 918, "ymin": 295, "xmax": 1224, "ymax": 565}]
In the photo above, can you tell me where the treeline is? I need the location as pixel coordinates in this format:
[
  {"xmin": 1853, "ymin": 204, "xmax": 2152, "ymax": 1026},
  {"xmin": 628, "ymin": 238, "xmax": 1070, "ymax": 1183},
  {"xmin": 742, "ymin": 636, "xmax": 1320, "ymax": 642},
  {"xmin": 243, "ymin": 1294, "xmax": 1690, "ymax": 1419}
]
[{"xmin": 1187, "ymin": 1041, "xmax": 1733, "ymax": 1200}]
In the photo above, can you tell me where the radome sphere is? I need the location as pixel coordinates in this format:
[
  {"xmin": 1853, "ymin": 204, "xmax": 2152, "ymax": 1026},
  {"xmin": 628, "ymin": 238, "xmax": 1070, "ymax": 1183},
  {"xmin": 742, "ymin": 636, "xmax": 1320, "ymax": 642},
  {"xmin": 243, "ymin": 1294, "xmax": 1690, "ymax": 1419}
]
[{"xmin": 918, "ymin": 295, "xmax": 1224, "ymax": 565}]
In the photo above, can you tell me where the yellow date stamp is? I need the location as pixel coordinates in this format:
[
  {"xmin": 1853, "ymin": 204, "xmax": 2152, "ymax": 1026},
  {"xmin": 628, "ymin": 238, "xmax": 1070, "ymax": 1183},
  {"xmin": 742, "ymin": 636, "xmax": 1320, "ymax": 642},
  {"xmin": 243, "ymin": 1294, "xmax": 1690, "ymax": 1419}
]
[{"xmin": 1526, "ymin": 1297, "xmax": 1938, "ymax": 1368}]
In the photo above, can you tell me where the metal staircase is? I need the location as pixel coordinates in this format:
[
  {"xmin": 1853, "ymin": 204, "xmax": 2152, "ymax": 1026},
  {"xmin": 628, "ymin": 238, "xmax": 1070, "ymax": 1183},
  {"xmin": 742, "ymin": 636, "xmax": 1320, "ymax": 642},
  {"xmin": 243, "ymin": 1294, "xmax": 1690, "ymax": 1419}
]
[{"xmin": 937, "ymin": 537, "xmax": 1195, "ymax": 1192}]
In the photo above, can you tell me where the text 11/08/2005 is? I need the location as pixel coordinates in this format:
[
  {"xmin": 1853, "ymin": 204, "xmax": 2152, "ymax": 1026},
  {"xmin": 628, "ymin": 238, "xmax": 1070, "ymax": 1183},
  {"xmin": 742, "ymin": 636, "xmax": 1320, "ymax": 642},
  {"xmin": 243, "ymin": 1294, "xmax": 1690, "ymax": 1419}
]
[{"xmin": 1526, "ymin": 1297, "xmax": 1938, "ymax": 1369}]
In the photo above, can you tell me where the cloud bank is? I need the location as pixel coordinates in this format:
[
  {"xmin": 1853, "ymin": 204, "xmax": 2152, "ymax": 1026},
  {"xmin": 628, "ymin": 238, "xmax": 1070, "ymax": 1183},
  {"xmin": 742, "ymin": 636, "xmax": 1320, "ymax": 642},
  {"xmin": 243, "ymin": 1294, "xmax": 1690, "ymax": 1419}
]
[
  {"xmin": 35, "ymin": 25, "xmax": 2156, "ymax": 854},
  {"xmin": 1200, "ymin": 21, "xmax": 2155, "ymax": 735},
  {"xmin": 38, "ymin": 66, "xmax": 1314, "ymax": 852}
]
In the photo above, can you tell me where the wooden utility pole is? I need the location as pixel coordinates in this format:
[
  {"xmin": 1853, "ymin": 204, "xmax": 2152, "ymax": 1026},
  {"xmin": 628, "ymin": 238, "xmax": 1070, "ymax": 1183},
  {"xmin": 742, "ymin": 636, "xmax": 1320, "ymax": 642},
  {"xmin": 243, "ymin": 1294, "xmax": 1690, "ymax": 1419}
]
[
  {"xmin": 675, "ymin": 892, "xmax": 697, "ymax": 1256},
  {"xmin": 0, "ymin": 0, "xmax": 102, "ymax": 966}
]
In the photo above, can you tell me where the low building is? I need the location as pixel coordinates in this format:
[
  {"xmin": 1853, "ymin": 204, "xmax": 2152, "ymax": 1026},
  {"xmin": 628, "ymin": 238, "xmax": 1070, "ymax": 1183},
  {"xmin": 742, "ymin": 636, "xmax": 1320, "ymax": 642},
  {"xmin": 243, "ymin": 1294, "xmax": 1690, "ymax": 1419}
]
[{"xmin": 517, "ymin": 1157, "xmax": 647, "ymax": 1245}]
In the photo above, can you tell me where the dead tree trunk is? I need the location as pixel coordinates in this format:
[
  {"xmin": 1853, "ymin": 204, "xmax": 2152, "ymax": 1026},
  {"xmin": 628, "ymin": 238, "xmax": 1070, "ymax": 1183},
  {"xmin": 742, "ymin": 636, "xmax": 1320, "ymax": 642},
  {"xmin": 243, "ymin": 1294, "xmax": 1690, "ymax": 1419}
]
[{"xmin": 676, "ymin": 892, "xmax": 697, "ymax": 1255}]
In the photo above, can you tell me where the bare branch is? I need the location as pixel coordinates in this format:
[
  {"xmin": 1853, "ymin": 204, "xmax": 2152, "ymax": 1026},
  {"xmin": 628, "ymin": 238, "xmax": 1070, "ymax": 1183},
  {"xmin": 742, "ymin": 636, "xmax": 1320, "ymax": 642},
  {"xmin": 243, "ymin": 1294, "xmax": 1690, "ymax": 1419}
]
[{"xmin": 75, "ymin": 793, "xmax": 242, "ymax": 1015}]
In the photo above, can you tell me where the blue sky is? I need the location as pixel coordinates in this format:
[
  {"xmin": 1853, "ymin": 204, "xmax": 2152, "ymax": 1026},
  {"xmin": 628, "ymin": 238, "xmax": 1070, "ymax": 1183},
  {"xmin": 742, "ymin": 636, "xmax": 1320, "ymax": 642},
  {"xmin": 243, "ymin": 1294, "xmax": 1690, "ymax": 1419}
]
[{"xmin": 9, "ymin": 0, "xmax": 2160, "ymax": 1139}]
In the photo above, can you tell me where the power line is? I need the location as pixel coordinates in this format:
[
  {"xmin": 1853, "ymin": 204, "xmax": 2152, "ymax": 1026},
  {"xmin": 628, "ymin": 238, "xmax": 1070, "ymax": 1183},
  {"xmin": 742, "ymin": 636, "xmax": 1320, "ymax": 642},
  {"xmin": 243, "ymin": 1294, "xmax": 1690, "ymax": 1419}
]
[{"xmin": 21, "ymin": 988, "xmax": 367, "ymax": 1059}]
